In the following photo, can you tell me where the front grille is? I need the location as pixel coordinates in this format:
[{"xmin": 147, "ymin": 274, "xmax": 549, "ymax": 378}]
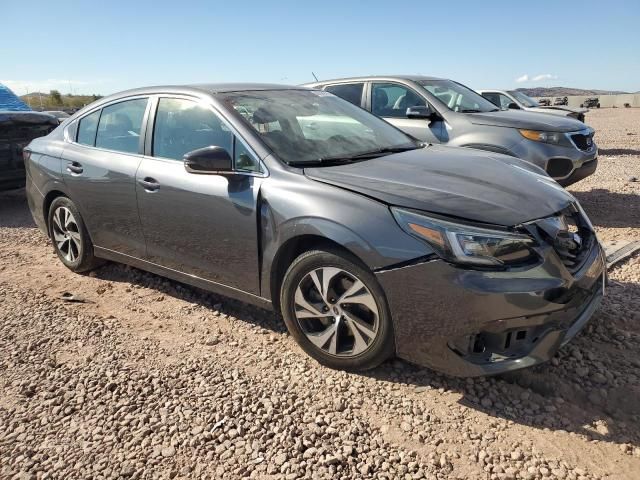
[
  {"xmin": 570, "ymin": 132, "xmax": 594, "ymax": 151},
  {"xmin": 535, "ymin": 205, "xmax": 594, "ymax": 274}
]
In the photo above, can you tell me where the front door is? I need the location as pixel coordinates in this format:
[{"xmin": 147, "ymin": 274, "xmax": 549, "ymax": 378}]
[
  {"xmin": 62, "ymin": 97, "xmax": 149, "ymax": 257},
  {"xmin": 135, "ymin": 96, "xmax": 264, "ymax": 294},
  {"xmin": 370, "ymin": 82, "xmax": 445, "ymax": 144}
]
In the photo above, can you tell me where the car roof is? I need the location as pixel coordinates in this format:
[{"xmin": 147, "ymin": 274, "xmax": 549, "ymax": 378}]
[{"xmin": 304, "ymin": 75, "xmax": 445, "ymax": 85}]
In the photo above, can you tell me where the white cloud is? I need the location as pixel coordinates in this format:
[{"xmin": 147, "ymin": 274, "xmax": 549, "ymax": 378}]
[
  {"xmin": 532, "ymin": 73, "xmax": 558, "ymax": 82},
  {"xmin": 515, "ymin": 74, "xmax": 529, "ymax": 83},
  {"xmin": 0, "ymin": 79, "xmax": 96, "ymax": 96}
]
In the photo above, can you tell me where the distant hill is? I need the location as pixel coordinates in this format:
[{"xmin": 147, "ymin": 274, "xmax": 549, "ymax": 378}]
[
  {"xmin": 20, "ymin": 91, "xmax": 102, "ymax": 111},
  {"xmin": 515, "ymin": 87, "xmax": 630, "ymax": 97}
]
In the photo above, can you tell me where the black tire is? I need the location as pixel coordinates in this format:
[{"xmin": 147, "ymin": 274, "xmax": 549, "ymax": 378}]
[
  {"xmin": 280, "ymin": 249, "xmax": 395, "ymax": 371},
  {"xmin": 48, "ymin": 196, "xmax": 101, "ymax": 273}
]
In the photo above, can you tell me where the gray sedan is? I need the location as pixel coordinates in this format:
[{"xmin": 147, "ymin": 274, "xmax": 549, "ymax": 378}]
[
  {"xmin": 24, "ymin": 84, "xmax": 605, "ymax": 376},
  {"xmin": 305, "ymin": 76, "xmax": 597, "ymax": 186}
]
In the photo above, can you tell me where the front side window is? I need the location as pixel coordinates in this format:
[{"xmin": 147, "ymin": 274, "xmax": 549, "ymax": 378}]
[
  {"xmin": 483, "ymin": 93, "xmax": 515, "ymax": 110},
  {"xmin": 419, "ymin": 80, "xmax": 499, "ymax": 113},
  {"xmin": 222, "ymin": 89, "xmax": 418, "ymax": 165},
  {"xmin": 371, "ymin": 83, "xmax": 426, "ymax": 118},
  {"xmin": 324, "ymin": 83, "xmax": 364, "ymax": 106},
  {"xmin": 95, "ymin": 98, "xmax": 148, "ymax": 153},
  {"xmin": 153, "ymin": 98, "xmax": 233, "ymax": 161},
  {"xmin": 76, "ymin": 109, "xmax": 101, "ymax": 146}
]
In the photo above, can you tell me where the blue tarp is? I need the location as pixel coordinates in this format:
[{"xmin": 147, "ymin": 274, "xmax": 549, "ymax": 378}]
[{"xmin": 0, "ymin": 84, "xmax": 31, "ymax": 111}]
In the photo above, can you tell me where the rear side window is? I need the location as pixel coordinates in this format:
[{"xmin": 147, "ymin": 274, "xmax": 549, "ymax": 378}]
[
  {"xmin": 324, "ymin": 83, "xmax": 364, "ymax": 106},
  {"xmin": 76, "ymin": 110, "xmax": 101, "ymax": 146},
  {"xmin": 153, "ymin": 98, "xmax": 233, "ymax": 161},
  {"xmin": 95, "ymin": 98, "xmax": 148, "ymax": 154}
]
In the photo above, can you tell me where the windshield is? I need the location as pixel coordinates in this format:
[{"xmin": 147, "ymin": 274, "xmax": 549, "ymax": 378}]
[
  {"xmin": 418, "ymin": 79, "xmax": 499, "ymax": 113},
  {"xmin": 220, "ymin": 89, "xmax": 418, "ymax": 165},
  {"xmin": 507, "ymin": 91, "xmax": 539, "ymax": 108}
]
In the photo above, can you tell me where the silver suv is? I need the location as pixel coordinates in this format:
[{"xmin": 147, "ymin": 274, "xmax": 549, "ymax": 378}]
[{"xmin": 305, "ymin": 76, "xmax": 597, "ymax": 186}]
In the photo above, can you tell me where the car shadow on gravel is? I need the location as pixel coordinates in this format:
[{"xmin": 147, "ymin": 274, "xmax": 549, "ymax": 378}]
[
  {"xmin": 364, "ymin": 277, "xmax": 640, "ymax": 451},
  {"xmin": 571, "ymin": 189, "xmax": 640, "ymax": 229},
  {"xmin": 89, "ymin": 262, "xmax": 286, "ymax": 333},
  {"xmin": 0, "ymin": 188, "xmax": 36, "ymax": 228}
]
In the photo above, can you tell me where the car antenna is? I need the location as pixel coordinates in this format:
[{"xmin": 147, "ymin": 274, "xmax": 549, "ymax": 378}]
[{"xmin": 311, "ymin": 72, "xmax": 319, "ymax": 82}]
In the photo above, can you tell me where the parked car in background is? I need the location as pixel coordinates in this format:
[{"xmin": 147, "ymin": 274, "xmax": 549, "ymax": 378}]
[
  {"xmin": 554, "ymin": 97, "xmax": 568, "ymax": 106},
  {"xmin": 305, "ymin": 76, "xmax": 597, "ymax": 186},
  {"xmin": 538, "ymin": 98, "xmax": 551, "ymax": 106},
  {"xmin": 24, "ymin": 83, "xmax": 605, "ymax": 376},
  {"xmin": 0, "ymin": 84, "xmax": 59, "ymax": 191},
  {"xmin": 581, "ymin": 97, "xmax": 601, "ymax": 108},
  {"xmin": 43, "ymin": 110, "xmax": 71, "ymax": 123},
  {"xmin": 478, "ymin": 90, "xmax": 587, "ymax": 122}
]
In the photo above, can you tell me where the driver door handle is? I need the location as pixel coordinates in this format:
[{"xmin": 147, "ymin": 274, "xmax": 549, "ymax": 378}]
[{"xmin": 138, "ymin": 177, "xmax": 160, "ymax": 192}]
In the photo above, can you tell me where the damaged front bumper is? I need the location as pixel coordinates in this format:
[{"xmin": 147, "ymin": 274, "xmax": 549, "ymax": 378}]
[{"xmin": 376, "ymin": 240, "xmax": 605, "ymax": 377}]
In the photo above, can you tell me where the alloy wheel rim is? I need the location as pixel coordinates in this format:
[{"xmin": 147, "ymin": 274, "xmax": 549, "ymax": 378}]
[
  {"xmin": 52, "ymin": 207, "xmax": 81, "ymax": 263},
  {"xmin": 294, "ymin": 267, "xmax": 380, "ymax": 357}
]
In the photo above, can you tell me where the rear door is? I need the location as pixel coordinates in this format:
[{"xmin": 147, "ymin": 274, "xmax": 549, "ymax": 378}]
[
  {"xmin": 135, "ymin": 95, "xmax": 264, "ymax": 294},
  {"xmin": 369, "ymin": 82, "xmax": 444, "ymax": 144},
  {"xmin": 62, "ymin": 97, "xmax": 149, "ymax": 257}
]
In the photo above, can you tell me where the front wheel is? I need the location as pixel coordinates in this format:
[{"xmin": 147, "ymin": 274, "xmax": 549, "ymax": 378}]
[{"xmin": 280, "ymin": 249, "xmax": 395, "ymax": 371}]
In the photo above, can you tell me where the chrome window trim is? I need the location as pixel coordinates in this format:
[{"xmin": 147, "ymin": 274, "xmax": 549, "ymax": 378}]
[{"xmin": 64, "ymin": 94, "xmax": 151, "ymax": 157}]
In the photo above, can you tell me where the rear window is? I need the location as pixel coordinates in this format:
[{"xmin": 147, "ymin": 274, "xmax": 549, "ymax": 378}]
[
  {"xmin": 324, "ymin": 83, "xmax": 364, "ymax": 106},
  {"xmin": 95, "ymin": 98, "xmax": 147, "ymax": 154},
  {"xmin": 77, "ymin": 110, "xmax": 101, "ymax": 146}
]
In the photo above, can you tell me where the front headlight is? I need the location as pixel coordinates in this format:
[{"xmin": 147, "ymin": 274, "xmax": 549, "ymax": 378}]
[
  {"xmin": 519, "ymin": 129, "xmax": 565, "ymax": 145},
  {"xmin": 392, "ymin": 208, "xmax": 538, "ymax": 267}
]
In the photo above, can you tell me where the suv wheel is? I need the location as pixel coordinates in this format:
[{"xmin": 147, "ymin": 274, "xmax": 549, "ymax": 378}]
[
  {"xmin": 280, "ymin": 249, "xmax": 395, "ymax": 371},
  {"xmin": 48, "ymin": 197, "xmax": 100, "ymax": 272}
]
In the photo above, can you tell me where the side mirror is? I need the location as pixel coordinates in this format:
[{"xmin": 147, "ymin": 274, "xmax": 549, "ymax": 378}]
[
  {"xmin": 184, "ymin": 146, "xmax": 232, "ymax": 174},
  {"xmin": 507, "ymin": 102, "xmax": 520, "ymax": 110},
  {"xmin": 406, "ymin": 105, "xmax": 435, "ymax": 120}
]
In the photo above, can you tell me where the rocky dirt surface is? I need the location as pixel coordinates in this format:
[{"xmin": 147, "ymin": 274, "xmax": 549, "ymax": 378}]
[{"xmin": 1, "ymin": 109, "xmax": 639, "ymax": 480}]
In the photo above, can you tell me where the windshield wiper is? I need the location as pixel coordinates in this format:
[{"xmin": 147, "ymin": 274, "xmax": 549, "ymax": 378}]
[
  {"xmin": 288, "ymin": 144, "xmax": 422, "ymax": 167},
  {"xmin": 341, "ymin": 144, "xmax": 422, "ymax": 160}
]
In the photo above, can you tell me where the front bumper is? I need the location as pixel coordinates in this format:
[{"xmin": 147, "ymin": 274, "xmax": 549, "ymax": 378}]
[
  {"xmin": 511, "ymin": 136, "xmax": 598, "ymax": 186},
  {"xmin": 376, "ymin": 240, "xmax": 605, "ymax": 377}
]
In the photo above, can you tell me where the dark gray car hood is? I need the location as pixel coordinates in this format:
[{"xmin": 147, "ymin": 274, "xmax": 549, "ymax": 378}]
[
  {"xmin": 305, "ymin": 145, "xmax": 574, "ymax": 226},
  {"xmin": 467, "ymin": 109, "xmax": 585, "ymax": 132}
]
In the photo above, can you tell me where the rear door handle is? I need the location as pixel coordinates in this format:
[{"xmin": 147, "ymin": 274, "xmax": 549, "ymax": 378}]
[
  {"xmin": 66, "ymin": 161, "xmax": 83, "ymax": 174},
  {"xmin": 138, "ymin": 177, "xmax": 160, "ymax": 192}
]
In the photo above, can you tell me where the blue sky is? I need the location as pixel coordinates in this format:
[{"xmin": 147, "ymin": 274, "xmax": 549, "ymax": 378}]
[{"xmin": 1, "ymin": 0, "xmax": 638, "ymax": 96}]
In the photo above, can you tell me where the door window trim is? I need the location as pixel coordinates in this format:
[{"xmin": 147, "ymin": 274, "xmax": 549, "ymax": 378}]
[
  {"xmin": 66, "ymin": 94, "xmax": 152, "ymax": 157},
  {"xmin": 144, "ymin": 94, "xmax": 268, "ymax": 178}
]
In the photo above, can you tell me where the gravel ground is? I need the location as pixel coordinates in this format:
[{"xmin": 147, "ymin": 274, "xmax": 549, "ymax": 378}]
[{"xmin": 1, "ymin": 108, "xmax": 639, "ymax": 480}]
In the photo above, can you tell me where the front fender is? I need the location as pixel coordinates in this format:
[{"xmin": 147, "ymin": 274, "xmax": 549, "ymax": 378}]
[{"xmin": 257, "ymin": 172, "xmax": 430, "ymax": 301}]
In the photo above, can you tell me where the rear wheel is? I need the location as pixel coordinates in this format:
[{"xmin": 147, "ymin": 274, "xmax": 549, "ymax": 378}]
[
  {"xmin": 280, "ymin": 249, "xmax": 395, "ymax": 371},
  {"xmin": 48, "ymin": 196, "xmax": 101, "ymax": 272}
]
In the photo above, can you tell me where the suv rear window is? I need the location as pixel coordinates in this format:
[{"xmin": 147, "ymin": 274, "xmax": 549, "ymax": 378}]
[{"xmin": 324, "ymin": 83, "xmax": 364, "ymax": 106}]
